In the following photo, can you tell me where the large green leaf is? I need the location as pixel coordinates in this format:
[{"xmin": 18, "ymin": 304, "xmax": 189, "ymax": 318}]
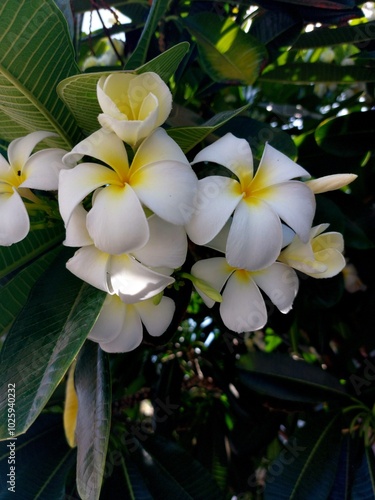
[
  {"xmin": 57, "ymin": 43, "xmax": 190, "ymax": 136},
  {"xmin": 315, "ymin": 110, "xmax": 375, "ymax": 157},
  {"xmin": 0, "ymin": 249, "xmax": 106, "ymax": 438},
  {"xmin": 184, "ymin": 14, "xmax": 267, "ymax": 85},
  {"xmin": 237, "ymin": 351, "xmax": 349, "ymax": 403},
  {"xmin": 260, "ymin": 62, "xmax": 375, "ymax": 84},
  {"xmin": 0, "ymin": 0, "xmax": 81, "ymax": 148},
  {"xmin": 125, "ymin": 0, "xmax": 170, "ymax": 70},
  {"xmin": 264, "ymin": 412, "xmax": 342, "ymax": 499},
  {"xmin": 293, "ymin": 20, "xmax": 375, "ymax": 49},
  {"xmin": 75, "ymin": 342, "xmax": 111, "ymax": 500},
  {"xmin": 0, "ymin": 413, "xmax": 75, "ymax": 498},
  {"xmin": 352, "ymin": 445, "xmax": 375, "ymax": 497}
]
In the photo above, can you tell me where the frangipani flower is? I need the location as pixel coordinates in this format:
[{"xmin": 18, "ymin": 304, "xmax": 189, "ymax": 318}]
[
  {"xmin": 305, "ymin": 173, "xmax": 357, "ymax": 194},
  {"xmin": 278, "ymin": 224, "xmax": 345, "ymax": 278},
  {"xmin": 191, "ymin": 257, "xmax": 298, "ymax": 333},
  {"xmin": 0, "ymin": 131, "xmax": 68, "ymax": 246},
  {"xmin": 186, "ymin": 133, "xmax": 315, "ymax": 271},
  {"xmin": 59, "ymin": 127, "xmax": 197, "ymax": 255},
  {"xmin": 88, "ymin": 293, "xmax": 175, "ymax": 352},
  {"xmin": 64, "ymin": 207, "xmax": 187, "ymax": 302},
  {"xmin": 97, "ymin": 72, "xmax": 172, "ymax": 148}
]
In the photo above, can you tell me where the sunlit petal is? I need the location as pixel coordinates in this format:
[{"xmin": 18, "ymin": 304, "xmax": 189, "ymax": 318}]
[
  {"xmin": 191, "ymin": 133, "xmax": 253, "ymax": 183},
  {"xmin": 66, "ymin": 245, "xmax": 111, "ymax": 293},
  {"xmin": 135, "ymin": 296, "xmax": 175, "ymax": 337},
  {"xmin": 64, "ymin": 205, "xmax": 92, "ymax": 247},
  {"xmin": 88, "ymin": 294, "xmax": 126, "ymax": 343},
  {"xmin": 20, "ymin": 148, "xmax": 67, "ymax": 190},
  {"xmin": 132, "ymin": 160, "xmax": 198, "ymax": 226},
  {"xmin": 87, "ymin": 184, "xmax": 149, "ymax": 254},
  {"xmin": 63, "ymin": 128, "xmax": 129, "ymax": 178},
  {"xmin": 251, "ymin": 143, "xmax": 310, "ymax": 192},
  {"xmin": 252, "ymin": 263, "xmax": 299, "ymax": 313},
  {"xmin": 227, "ymin": 198, "xmax": 282, "ymax": 271},
  {"xmin": 133, "ymin": 215, "xmax": 187, "ymax": 269},
  {"xmin": 259, "ymin": 181, "xmax": 315, "ymax": 243},
  {"xmin": 58, "ymin": 163, "xmax": 119, "ymax": 225},
  {"xmin": 185, "ymin": 176, "xmax": 241, "ymax": 244},
  {"xmin": 109, "ymin": 254, "xmax": 174, "ymax": 302},
  {"xmin": 0, "ymin": 189, "xmax": 29, "ymax": 245},
  {"xmin": 191, "ymin": 257, "xmax": 233, "ymax": 307},
  {"xmin": 7, "ymin": 131, "xmax": 57, "ymax": 172},
  {"xmin": 221, "ymin": 271, "xmax": 267, "ymax": 332},
  {"xmin": 99, "ymin": 302, "xmax": 143, "ymax": 353}
]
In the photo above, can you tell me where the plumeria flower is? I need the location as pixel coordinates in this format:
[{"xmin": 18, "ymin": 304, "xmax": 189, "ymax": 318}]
[
  {"xmin": 64, "ymin": 206, "xmax": 187, "ymax": 302},
  {"xmin": 59, "ymin": 127, "xmax": 197, "ymax": 255},
  {"xmin": 97, "ymin": 72, "xmax": 172, "ymax": 148},
  {"xmin": 278, "ymin": 224, "xmax": 345, "ymax": 278},
  {"xmin": 186, "ymin": 133, "xmax": 315, "ymax": 271},
  {"xmin": 88, "ymin": 293, "xmax": 175, "ymax": 352},
  {"xmin": 0, "ymin": 131, "xmax": 68, "ymax": 246},
  {"xmin": 305, "ymin": 173, "xmax": 357, "ymax": 194},
  {"xmin": 190, "ymin": 228, "xmax": 298, "ymax": 333}
]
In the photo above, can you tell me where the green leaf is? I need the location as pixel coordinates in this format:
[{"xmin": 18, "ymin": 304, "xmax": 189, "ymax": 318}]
[
  {"xmin": 0, "ymin": 246, "xmax": 62, "ymax": 336},
  {"xmin": 315, "ymin": 110, "xmax": 375, "ymax": 157},
  {"xmin": 260, "ymin": 62, "xmax": 375, "ymax": 84},
  {"xmin": 264, "ymin": 412, "xmax": 342, "ymax": 499},
  {"xmin": 125, "ymin": 0, "xmax": 170, "ymax": 70},
  {"xmin": 0, "ymin": 0, "xmax": 81, "ymax": 148},
  {"xmin": 0, "ymin": 249, "xmax": 106, "ymax": 438},
  {"xmin": 237, "ymin": 351, "xmax": 349, "ymax": 403},
  {"xmin": 0, "ymin": 414, "xmax": 75, "ymax": 498},
  {"xmin": 0, "ymin": 222, "xmax": 65, "ymax": 281},
  {"xmin": 57, "ymin": 43, "xmax": 190, "ymax": 136},
  {"xmin": 352, "ymin": 445, "xmax": 375, "ymax": 497},
  {"xmin": 75, "ymin": 342, "xmax": 111, "ymax": 500},
  {"xmin": 184, "ymin": 14, "xmax": 267, "ymax": 84},
  {"xmin": 166, "ymin": 104, "xmax": 249, "ymax": 153},
  {"xmin": 293, "ymin": 21, "xmax": 375, "ymax": 49}
]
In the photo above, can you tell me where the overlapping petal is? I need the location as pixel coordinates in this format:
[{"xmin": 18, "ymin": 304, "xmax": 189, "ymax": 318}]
[
  {"xmin": 135, "ymin": 296, "xmax": 175, "ymax": 337},
  {"xmin": 66, "ymin": 245, "xmax": 111, "ymax": 293},
  {"xmin": 86, "ymin": 183, "xmax": 149, "ymax": 254},
  {"xmin": 191, "ymin": 257, "xmax": 233, "ymax": 307},
  {"xmin": 64, "ymin": 205, "xmax": 92, "ymax": 247},
  {"xmin": 7, "ymin": 131, "xmax": 57, "ymax": 171},
  {"xmin": 20, "ymin": 148, "xmax": 67, "ymax": 190},
  {"xmin": 0, "ymin": 189, "xmax": 30, "ymax": 246},
  {"xmin": 252, "ymin": 263, "xmax": 298, "ymax": 313}
]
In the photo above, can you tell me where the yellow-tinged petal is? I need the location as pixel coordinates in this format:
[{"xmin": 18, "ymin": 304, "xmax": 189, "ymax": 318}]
[
  {"xmin": 312, "ymin": 232, "xmax": 344, "ymax": 253},
  {"xmin": 0, "ymin": 189, "xmax": 30, "ymax": 246},
  {"xmin": 87, "ymin": 183, "xmax": 149, "ymax": 255},
  {"xmin": 185, "ymin": 176, "xmax": 242, "ymax": 245},
  {"xmin": 135, "ymin": 296, "xmax": 175, "ymax": 337},
  {"xmin": 66, "ymin": 245, "xmax": 111, "ymax": 293},
  {"xmin": 221, "ymin": 271, "xmax": 267, "ymax": 333},
  {"xmin": 63, "ymin": 361, "xmax": 78, "ymax": 448},
  {"xmin": 227, "ymin": 197, "xmax": 283, "ymax": 271},
  {"xmin": 305, "ymin": 174, "xmax": 357, "ymax": 194},
  {"xmin": 309, "ymin": 249, "xmax": 345, "ymax": 278}
]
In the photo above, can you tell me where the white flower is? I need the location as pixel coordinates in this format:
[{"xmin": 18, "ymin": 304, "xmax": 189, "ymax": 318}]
[
  {"xmin": 88, "ymin": 294, "xmax": 175, "ymax": 352},
  {"xmin": 59, "ymin": 127, "xmax": 197, "ymax": 255},
  {"xmin": 278, "ymin": 224, "xmax": 346, "ymax": 278},
  {"xmin": 305, "ymin": 173, "xmax": 357, "ymax": 194},
  {"xmin": 97, "ymin": 71, "xmax": 172, "ymax": 148},
  {"xmin": 186, "ymin": 133, "xmax": 315, "ymax": 271},
  {"xmin": 64, "ymin": 206, "xmax": 187, "ymax": 302},
  {"xmin": 191, "ymin": 257, "xmax": 298, "ymax": 333},
  {"xmin": 0, "ymin": 131, "xmax": 68, "ymax": 246}
]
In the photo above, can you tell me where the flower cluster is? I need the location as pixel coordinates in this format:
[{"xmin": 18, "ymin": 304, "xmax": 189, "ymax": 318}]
[{"xmin": 0, "ymin": 71, "xmax": 357, "ymax": 350}]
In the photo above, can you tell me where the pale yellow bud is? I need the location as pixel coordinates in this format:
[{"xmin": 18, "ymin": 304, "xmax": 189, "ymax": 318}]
[{"xmin": 305, "ymin": 174, "xmax": 357, "ymax": 194}]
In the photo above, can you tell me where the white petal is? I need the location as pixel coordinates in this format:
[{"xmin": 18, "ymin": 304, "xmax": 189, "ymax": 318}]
[
  {"xmin": 20, "ymin": 148, "xmax": 67, "ymax": 190},
  {"xmin": 97, "ymin": 75, "xmax": 129, "ymax": 119},
  {"xmin": 97, "ymin": 113, "xmax": 146, "ymax": 148},
  {"xmin": 281, "ymin": 224, "xmax": 296, "ymax": 248},
  {"xmin": 309, "ymin": 250, "xmax": 345, "ymax": 278},
  {"xmin": 87, "ymin": 184, "xmax": 149, "ymax": 254},
  {"xmin": 135, "ymin": 296, "xmax": 175, "ymax": 337},
  {"xmin": 0, "ymin": 155, "xmax": 16, "ymax": 182},
  {"xmin": 66, "ymin": 246, "xmax": 111, "ymax": 293},
  {"xmin": 205, "ymin": 219, "xmax": 231, "ymax": 254},
  {"xmin": 7, "ymin": 131, "xmax": 57, "ymax": 172},
  {"xmin": 129, "ymin": 72, "xmax": 172, "ymax": 125},
  {"xmin": 110, "ymin": 254, "xmax": 174, "ymax": 302},
  {"xmin": 312, "ymin": 231, "xmax": 344, "ymax": 253},
  {"xmin": 305, "ymin": 174, "xmax": 357, "ymax": 194},
  {"xmin": 192, "ymin": 133, "xmax": 254, "ymax": 183},
  {"xmin": 63, "ymin": 128, "xmax": 129, "ymax": 178},
  {"xmin": 259, "ymin": 181, "xmax": 316, "ymax": 243},
  {"xmin": 252, "ymin": 143, "xmax": 310, "ymax": 191},
  {"xmin": 227, "ymin": 198, "xmax": 283, "ymax": 271},
  {"xmin": 220, "ymin": 271, "xmax": 267, "ymax": 332},
  {"xmin": 309, "ymin": 223, "xmax": 330, "ymax": 239},
  {"xmin": 278, "ymin": 238, "xmax": 326, "ymax": 275},
  {"xmin": 252, "ymin": 263, "xmax": 298, "ymax": 314},
  {"xmin": 191, "ymin": 257, "xmax": 233, "ymax": 307},
  {"xmin": 0, "ymin": 189, "xmax": 29, "ymax": 245},
  {"xmin": 64, "ymin": 205, "xmax": 92, "ymax": 247},
  {"xmin": 58, "ymin": 163, "xmax": 119, "ymax": 225},
  {"xmin": 99, "ymin": 302, "xmax": 143, "ymax": 353},
  {"xmin": 185, "ymin": 176, "xmax": 242, "ymax": 244},
  {"xmin": 133, "ymin": 215, "xmax": 187, "ymax": 269},
  {"xmin": 89, "ymin": 294, "xmax": 126, "ymax": 343}
]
